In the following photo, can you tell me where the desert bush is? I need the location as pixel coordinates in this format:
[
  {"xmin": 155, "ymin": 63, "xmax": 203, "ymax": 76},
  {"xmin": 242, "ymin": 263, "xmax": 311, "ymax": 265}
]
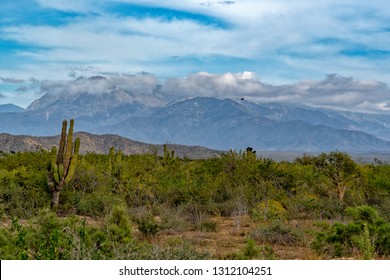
[
  {"xmin": 286, "ymin": 192, "xmax": 321, "ymax": 219},
  {"xmin": 250, "ymin": 222, "xmax": 304, "ymax": 246},
  {"xmin": 213, "ymin": 201, "xmax": 236, "ymax": 217},
  {"xmin": 315, "ymin": 198, "xmax": 345, "ymax": 220},
  {"xmin": 154, "ymin": 204, "xmax": 190, "ymax": 233},
  {"xmin": 0, "ymin": 168, "xmax": 50, "ymax": 219},
  {"xmin": 226, "ymin": 238, "xmax": 276, "ymax": 260},
  {"xmin": 312, "ymin": 205, "xmax": 390, "ymax": 258},
  {"xmin": 137, "ymin": 217, "xmax": 162, "ymax": 237},
  {"xmin": 60, "ymin": 183, "xmax": 125, "ymax": 218},
  {"xmin": 0, "ymin": 209, "xmax": 75, "ymax": 260},
  {"xmin": 251, "ymin": 199, "xmax": 287, "ymax": 223},
  {"xmin": 183, "ymin": 202, "xmax": 208, "ymax": 227},
  {"xmin": 199, "ymin": 220, "xmax": 218, "ymax": 232},
  {"xmin": 105, "ymin": 205, "xmax": 132, "ymax": 244}
]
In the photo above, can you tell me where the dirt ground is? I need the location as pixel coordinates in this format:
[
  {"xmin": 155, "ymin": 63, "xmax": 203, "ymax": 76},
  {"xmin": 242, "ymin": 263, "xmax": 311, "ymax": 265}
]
[{"xmin": 145, "ymin": 215, "xmax": 317, "ymax": 260}]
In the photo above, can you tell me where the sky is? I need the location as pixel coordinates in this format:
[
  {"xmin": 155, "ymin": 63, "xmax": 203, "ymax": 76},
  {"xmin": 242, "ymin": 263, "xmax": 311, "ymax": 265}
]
[{"xmin": 0, "ymin": 0, "xmax": 390, "ymax": 111}]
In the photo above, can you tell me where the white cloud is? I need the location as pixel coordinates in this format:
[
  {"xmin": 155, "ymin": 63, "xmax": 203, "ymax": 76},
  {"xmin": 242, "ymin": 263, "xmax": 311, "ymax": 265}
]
[
  {"xmin": 2, "ymin": 15, "xmax": 239, "ymax": 66},
  {"xmin": 1, "ymin": 0, "xmax": 390, "ymax": 104},
  {"xmin": 39, "ymin": 74, "xmax": 159, "ymax": 97},
  {"xmin": 162, "ymin": 72, "xmax": 390, "ymax": 113},
  {"xmin": 34, "ymin": 0, "xmax": 97, "ymax": 13}
]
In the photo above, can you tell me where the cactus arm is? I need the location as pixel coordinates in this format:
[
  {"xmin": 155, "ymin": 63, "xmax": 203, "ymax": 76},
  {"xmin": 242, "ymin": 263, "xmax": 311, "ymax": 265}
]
[
  {"xmin": 115, "ymin": 150, "xmax": 122, "ymax": 164},
  {"xmin": 63, "ymin": 119, "xmax": 74, "ymax": 172},
  {"xmin": 53, "ymin": 164, "xmax": 60, "ymax": 184},
  {"xmin": 64, "ymin": 138, "xmax": 80, "ymax": 184},
  {"xmin": 57, "ymin": 120, "xmax": 67, "ymax": 165},
  {"xmin": 73, "ymin": 137, "xmax": 80, "ymax": 155},
  {"xmin": 49, "ymin": 146, "xmax": 57, "ymax": 172},
  {"xmin": 58, "ymin": 163, "xmax": 64, "ymax": 179},
  {"xmin": 64, "ymin": 157, "xmax": 77, "ymax": 184}
]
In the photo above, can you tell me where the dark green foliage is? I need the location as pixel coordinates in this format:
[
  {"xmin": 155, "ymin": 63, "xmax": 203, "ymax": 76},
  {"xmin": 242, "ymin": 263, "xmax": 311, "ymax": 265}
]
[
  {"xmin": 312, "ymin": 206, "xmax": 390, "ymax": 258},
  {"xmin": 242, "ymin": 238, "xmax": 260, "ymax": 259},
  {"xmin": 226, "ymin": 238, "xmax": 276, "ymax": 260},
  {"xmin": 137, "ymin": 217, "xmax": 162, "ymax": 237},
  {"xmin": 0, "ymin": 155, "xmax": 51, "ymax": 218},
  {"xmin": 0, "ymin": 149, "xmax": 51, "ymax": 171},
  {"xmin": 312, "ymin": 151, "xmax": 362, "ymax": 201},
  {"xmin": 0, "ymin": 208, "xmax": 208, "ymax": 260}
]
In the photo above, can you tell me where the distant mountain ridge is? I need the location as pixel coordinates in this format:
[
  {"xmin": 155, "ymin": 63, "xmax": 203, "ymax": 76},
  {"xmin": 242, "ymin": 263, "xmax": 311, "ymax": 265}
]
[
  {"xmin": 2, "ymin": 76, "xmax": 390, "ymax": 153},
  {"xmin": 0, "ymin": 132, "xmax": 221, "ymax": 159},
  {"xmin": 100, "ymin": 97, "xmax": 390, "ymax": 152},
  {"xmin": 0, "ymin": 103, "xmax": 24, "ymax": 113}
]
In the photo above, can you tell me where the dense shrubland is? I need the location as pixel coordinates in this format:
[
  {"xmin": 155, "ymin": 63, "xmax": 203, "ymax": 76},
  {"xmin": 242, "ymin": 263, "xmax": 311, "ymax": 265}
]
[{"xmin": 0, "ymin": 148, "xmax": 389, "ymax": 259}]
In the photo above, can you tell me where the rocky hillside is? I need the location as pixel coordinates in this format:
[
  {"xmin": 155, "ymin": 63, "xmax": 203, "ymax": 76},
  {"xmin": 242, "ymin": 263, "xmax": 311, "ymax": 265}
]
[{"xmin": 0, "ymin": 132, "xmax": 222, "ymax": 159}]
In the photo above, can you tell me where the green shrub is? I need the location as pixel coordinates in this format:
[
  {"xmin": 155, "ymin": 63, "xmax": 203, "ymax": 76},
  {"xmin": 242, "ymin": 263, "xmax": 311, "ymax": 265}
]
[
  {"xmin": 250, "ymin": 222, "xmax": 303, "ymax": 246},
  {"xmin": 251, "ymin": 200, "xmax": 287, "ymax": 223},
  {"xmin": 106, "ymin": 205, "xmax": 132, "ymax": 243},
  {"xmin": 352, "ymin": 223, "xmax": 374, "ymax": 260},
  {"xmin": 137, "ymin": 217, "xmax": 161, "ymax": 237},
  {"xmin": 199, "ymin": 220, "xmax": 218, "ymax": 232},
  {"xmin": 0, "ymin": 169, "xmax": 50, "ymax": 218},
  {"xmin": 227, "ymin": 238, "xmax": 276, "ymax": 260},
  {"xmin": 312, "ymin": 206, "xmax": 390, "ymax": 258}
]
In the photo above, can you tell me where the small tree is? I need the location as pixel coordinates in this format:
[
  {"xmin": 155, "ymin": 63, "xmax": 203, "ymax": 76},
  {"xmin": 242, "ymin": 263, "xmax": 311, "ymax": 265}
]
[
  {"xmin": 313, "ymin": 151, "xmax": 361, "ymax": 202},
  {"xmin": 47, "ymin": 119, "xmax": 80, "ymax": 209}
]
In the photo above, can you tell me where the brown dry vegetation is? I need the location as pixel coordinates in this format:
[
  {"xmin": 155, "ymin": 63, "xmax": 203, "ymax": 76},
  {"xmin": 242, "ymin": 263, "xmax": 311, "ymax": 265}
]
[{"xmin": 122, "ymin": 214, "xmax": 321, "ymax": 260}]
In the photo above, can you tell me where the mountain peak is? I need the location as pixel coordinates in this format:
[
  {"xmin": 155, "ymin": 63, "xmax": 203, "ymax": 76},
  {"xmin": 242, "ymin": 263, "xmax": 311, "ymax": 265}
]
[
  {"xmin": 0, "ymin": 103, "xmax": 24, "ymax": 113},
  {"xmin": 88, "ymin": 76, "xmax": 107, "ymax": 81}
]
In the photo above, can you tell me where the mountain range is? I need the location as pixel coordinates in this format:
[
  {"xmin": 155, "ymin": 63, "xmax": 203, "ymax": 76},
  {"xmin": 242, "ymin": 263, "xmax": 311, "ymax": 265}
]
[
  {"xmin": 2, "ymin": 76, "xmax": 390, "ymax": 153},
  {"xmin": 0, "ymin": 132, "xmax": 221, "ymax": 159}
]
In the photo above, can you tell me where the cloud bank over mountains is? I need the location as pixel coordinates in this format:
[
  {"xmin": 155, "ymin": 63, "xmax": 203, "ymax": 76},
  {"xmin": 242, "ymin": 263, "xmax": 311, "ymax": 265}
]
[
  {"xmin": 13, "ymin": 72, "xmax": 389, "ymax": 114},
  {"xmin": 39, "ymin": 75, "xmax": 159, "ymax": 97},
  {"xmin": 162, "ymin": 72, "xmax": 390, "ymax": 113}
]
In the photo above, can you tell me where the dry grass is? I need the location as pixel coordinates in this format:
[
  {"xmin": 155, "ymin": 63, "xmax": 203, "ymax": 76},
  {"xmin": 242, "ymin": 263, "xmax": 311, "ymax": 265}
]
[{"xmin": 150, "ymin": 215, "xmax": 323, "ymax": 259}]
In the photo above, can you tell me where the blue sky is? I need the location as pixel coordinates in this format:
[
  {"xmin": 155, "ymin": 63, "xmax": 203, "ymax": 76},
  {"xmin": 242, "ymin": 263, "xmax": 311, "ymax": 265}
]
[{"xmin": 1, "ymin": 0, "xmax": 390, "ymax": 109}]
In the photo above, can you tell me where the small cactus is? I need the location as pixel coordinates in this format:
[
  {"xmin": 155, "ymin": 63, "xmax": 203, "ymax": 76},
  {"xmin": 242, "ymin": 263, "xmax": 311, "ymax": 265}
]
[{"xmin": 48, "ymin": 119, "xmax": 80, "ymax": 209}]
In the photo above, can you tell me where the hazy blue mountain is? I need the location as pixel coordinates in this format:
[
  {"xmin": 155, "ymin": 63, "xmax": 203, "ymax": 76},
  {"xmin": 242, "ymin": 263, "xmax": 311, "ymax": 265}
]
[
  {"xmin": 2, "ymin": 78, "xmax": 390, "ymax": 152},
  {"xmin": 0, "ymin": 103, "xmax": 24, "ymax": 113},
  {"xmin": 236, "ymin": 101, "xmax": 390, "ymax": 141},
  {"xmin": 0, "ymin": 77, "xmax": 164, "ymax": 135},
  {"xmin": 102, "ymin": 97, "xmax": 390, "ymax": 152}
]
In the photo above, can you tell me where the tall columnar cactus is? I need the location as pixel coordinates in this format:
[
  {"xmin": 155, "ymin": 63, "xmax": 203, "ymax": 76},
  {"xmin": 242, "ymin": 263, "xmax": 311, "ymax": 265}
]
[
  {"xmin": 108, "ymin": 146, "xmax": 124, "ymax": 192},
  {"xmin": 48, "ymin": 119, "xmax": 80, "ymax": 208},
  {"xmin": 162, "ymin": 144, "xmax": 175, "ymax": 167}
]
